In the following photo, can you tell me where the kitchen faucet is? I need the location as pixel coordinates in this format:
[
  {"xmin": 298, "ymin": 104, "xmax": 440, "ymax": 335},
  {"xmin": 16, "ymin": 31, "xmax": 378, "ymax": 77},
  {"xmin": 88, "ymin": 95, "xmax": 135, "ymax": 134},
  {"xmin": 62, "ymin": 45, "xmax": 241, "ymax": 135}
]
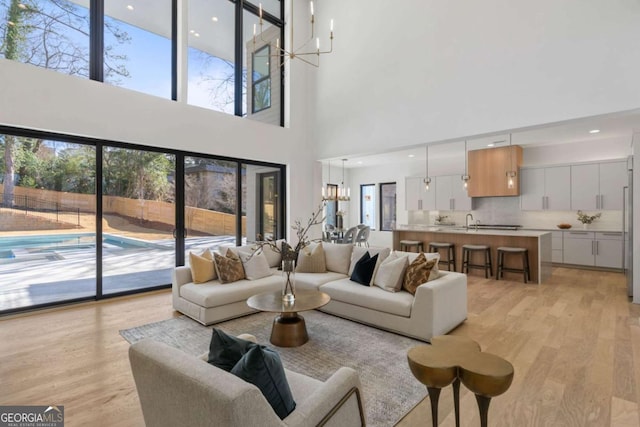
[{"xmin": 466, "ymin": 213, "xmax": 474, "ymax": 228}]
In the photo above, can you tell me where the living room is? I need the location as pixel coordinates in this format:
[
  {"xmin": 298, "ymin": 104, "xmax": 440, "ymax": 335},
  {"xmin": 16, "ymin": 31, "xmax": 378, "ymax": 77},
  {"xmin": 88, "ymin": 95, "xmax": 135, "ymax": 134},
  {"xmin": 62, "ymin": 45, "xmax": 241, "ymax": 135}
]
[{"xmin": 2, "ymin": 0, "xmax": 640, "ymax": 426}]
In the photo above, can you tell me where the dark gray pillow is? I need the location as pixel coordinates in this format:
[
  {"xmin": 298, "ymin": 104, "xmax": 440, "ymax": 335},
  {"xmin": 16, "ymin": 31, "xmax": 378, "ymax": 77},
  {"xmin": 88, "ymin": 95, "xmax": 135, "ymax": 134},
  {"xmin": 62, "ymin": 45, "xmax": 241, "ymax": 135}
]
[
  {"xmin": 350, "ymin": 252, "xmax": 379, "ymax": 286},
  {"xmin": 230, "ymin": 345, "xmax": 296, "ymax": 419},
  {"xmin": 207, "ymin": 328, "xmax": 255, "ymax": 371}
]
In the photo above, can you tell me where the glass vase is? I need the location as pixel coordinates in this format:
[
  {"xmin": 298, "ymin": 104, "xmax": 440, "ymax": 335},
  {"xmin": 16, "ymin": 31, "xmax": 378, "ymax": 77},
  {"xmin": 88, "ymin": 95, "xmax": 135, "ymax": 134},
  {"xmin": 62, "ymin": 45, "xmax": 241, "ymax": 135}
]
[{"xmin": 281, "ymin": 259, "xmax": 296, "ymax": 303}]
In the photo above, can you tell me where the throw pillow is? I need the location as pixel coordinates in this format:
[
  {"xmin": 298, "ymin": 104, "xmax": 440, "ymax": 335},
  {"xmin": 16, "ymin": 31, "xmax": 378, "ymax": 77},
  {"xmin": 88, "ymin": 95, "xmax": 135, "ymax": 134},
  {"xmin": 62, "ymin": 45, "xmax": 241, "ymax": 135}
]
[
  {"xmin": 296, "ymin": 243, "xmax": 327, "ymax": 273},
  {"xmin": 373, "ymin": 253, "xmax": 409, "ymax": 292},
  {"xmin": 207, "ymin": 328, "xmax": 256, "ymax": 371},
  {"xmin": 396, "ymin": 250, "xmax": 440, "ymax": 281},
  {"xmin": 239, "ymin": 250, "xmax": 272, "ymax": 280},
  {"xmin": 214, "ymin": 250, "xmax": 246, "ymax": 283},
  {"xmin": 348, "ymin": 246, "xmax": 391, "ymax": 285},
  {"xmin": 402, "ymin": 253, "xmax": 438, "ymax": 295},
  {"xmin": 261, "ymin": 240, "xmax": 285, "ymax": 268},
  {"xmin": 322, "ymin": 243, "xmax": 354, "ymax": 274},
  {"xmin": 350, "ymin": 252, "xmax": 379, "ymax": 286},
  {"xmin": 230, "ymin": 345, "xmax": 296, "ymax": 419},
  {"xmin": 189, "ymin": 248, "xmax": 217, "ymax": 283}
]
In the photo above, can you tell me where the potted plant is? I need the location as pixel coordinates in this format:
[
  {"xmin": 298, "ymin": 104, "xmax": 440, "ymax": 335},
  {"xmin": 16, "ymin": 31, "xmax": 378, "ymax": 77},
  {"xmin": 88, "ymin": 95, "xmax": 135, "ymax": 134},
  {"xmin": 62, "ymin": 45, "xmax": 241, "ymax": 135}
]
[{"xmin": 576, "ymin": 210, "xmax": 601, "ymax": 229}]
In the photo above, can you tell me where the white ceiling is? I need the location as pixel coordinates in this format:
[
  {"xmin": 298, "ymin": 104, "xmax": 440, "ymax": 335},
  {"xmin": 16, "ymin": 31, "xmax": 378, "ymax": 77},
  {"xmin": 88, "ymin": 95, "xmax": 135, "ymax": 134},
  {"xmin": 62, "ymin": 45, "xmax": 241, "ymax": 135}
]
[{"xmin": 326, "ymin": 108, "xmax": 640, "ymax": 168}]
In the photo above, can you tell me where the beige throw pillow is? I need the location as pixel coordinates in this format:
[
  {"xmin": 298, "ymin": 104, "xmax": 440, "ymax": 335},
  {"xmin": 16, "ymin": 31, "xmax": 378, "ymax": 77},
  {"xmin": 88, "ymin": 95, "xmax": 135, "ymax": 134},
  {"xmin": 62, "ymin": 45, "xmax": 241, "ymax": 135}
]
[
  {"xmin": 214, "ymin": 250, "xmax": 246, "ymax": 283},
  {"xmin": 402, "ymin": 253, "xmax": 437, "ymax": 295},
  {"xmin": 323, "ymin": 243, "xmax": 354, "ymax": 274},
  {"xmin": 189, "ymin": 249, "xmax": 217, "ymax": 284},
  {"xmin": 373, "ymin": 252, "xmax": 408, "ymax": 292},
  {"xmin": 296, "ymin": 243, "xmax": 327, "ymax": 273},
  {"xmin": 239, "ymin": 250, "xmax": 272, "ymax": 280}
]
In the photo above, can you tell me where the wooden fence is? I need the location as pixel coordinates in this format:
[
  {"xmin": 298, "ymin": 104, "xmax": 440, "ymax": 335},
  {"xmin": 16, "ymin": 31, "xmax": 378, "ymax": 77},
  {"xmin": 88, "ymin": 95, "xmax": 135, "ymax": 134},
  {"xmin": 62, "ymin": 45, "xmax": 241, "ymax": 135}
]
[{"xmin": 0, "ymin": 185, "xmax": 245, "ymax": 236}]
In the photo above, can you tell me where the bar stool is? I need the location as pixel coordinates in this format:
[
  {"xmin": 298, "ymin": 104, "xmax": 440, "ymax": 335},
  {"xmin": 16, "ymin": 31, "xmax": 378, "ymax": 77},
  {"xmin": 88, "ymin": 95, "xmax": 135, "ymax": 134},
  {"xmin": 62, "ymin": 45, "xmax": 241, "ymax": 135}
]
[
  {"xmin": 400, "ymin": 240, "xmax": 424, "ymax": 253},
  {"xmin": 428, "ymin": 242, "xmax": 456, "ymax": 272},
  {"xmin": 496, "ymin": 247, "xmax": 530, "ymax": 283},
  {"xmin": 462, "ymin": 244, "xmax": 492, "ymax": 278}
]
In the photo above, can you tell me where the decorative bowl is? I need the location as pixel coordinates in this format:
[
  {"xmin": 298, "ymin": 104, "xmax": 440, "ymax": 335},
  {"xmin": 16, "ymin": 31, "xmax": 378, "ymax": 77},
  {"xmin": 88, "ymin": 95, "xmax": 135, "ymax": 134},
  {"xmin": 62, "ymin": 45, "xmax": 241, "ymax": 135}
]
[{"xmin": 557, "ymin": 223, "xmax": 572, "ymax": 229}]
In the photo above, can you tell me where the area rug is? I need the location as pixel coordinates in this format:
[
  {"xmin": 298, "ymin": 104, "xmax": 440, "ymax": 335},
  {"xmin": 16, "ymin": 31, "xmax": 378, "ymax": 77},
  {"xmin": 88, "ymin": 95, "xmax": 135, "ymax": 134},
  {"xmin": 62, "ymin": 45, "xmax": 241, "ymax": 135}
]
[{"xmin": 120, "ymin": 311, "xmax": 428, "ymax": 427}]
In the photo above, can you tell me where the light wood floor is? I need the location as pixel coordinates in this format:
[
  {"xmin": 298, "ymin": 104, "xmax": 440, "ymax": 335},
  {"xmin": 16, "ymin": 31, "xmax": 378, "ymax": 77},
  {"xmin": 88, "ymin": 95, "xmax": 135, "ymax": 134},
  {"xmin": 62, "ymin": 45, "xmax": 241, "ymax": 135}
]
[{"xmin": 1, "ymin": 267, "xmax": 638, "ymax": 427}]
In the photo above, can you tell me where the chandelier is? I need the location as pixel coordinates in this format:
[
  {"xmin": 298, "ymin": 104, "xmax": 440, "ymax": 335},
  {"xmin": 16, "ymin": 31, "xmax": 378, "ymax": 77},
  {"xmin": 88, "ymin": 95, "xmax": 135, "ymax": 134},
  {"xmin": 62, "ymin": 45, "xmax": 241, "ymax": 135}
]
[
  {"xmin": 321, "ymin": 159, "xmax": 350, "ymax": 201},
  {"xmin": 338, "ymin": 159, "xmax": 350, "ymax": 201},
  {"xmin": 254, "ymin": 1, "xmax": 334, "ymax": 68}
]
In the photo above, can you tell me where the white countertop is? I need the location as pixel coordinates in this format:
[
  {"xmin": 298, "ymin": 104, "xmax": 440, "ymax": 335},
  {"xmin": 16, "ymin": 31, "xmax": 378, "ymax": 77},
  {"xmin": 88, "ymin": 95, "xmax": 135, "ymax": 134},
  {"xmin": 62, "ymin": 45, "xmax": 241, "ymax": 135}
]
[{"xmin": 393, "ymin": 225, "xmax": 551, "ymax": 238}]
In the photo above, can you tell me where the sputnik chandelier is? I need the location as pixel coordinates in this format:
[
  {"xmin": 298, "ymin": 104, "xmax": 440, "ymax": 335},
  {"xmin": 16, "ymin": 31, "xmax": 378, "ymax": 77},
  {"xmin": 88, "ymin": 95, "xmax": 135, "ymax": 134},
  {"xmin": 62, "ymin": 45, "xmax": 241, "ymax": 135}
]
[{"xmin": 253, "ymin": 0, "xmax": 334, "ymax": 68}]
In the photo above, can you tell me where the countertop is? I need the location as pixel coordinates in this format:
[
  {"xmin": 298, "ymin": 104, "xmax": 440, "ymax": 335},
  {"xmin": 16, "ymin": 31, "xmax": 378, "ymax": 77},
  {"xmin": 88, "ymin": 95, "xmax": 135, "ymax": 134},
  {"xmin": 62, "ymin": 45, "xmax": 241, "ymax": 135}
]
[{"xmin": 393, "ymin": 225, "xmax": 551, "ymax": 238}]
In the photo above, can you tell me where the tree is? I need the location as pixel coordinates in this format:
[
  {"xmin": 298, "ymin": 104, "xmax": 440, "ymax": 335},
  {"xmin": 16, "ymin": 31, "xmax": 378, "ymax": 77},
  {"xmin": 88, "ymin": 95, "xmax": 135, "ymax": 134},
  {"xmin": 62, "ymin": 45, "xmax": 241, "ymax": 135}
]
[{"xmin": 0, "ymin": 0, "xmax": 130, "ymax": 205}]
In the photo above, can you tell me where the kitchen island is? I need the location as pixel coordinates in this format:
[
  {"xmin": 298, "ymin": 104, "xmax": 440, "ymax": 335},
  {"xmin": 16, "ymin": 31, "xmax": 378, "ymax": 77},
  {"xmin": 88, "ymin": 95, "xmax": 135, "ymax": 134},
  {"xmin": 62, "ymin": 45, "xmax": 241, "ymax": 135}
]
[{"xmin": 393, "ymin": 226, "xmax": 552, "ymax": 284}]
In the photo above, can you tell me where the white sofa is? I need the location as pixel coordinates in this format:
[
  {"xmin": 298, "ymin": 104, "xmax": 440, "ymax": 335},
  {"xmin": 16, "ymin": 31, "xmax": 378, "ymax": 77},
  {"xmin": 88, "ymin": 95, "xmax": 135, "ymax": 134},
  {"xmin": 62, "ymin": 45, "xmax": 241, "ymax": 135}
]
[
  {"xmin": 172, "ymin": 243, "xmax": 467, "ymax": 342},
  {"xmin": 129, "ymin": 339, "xmax": 365, "ymax": 427}
]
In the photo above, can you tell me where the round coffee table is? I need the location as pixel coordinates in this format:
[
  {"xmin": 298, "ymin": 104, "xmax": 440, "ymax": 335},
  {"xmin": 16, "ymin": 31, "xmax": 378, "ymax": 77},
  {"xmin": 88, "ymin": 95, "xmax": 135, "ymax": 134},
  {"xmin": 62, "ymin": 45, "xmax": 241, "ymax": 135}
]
[{"xmin": 246, "ymin": 290, "xmax": 330, "ymax": 347}]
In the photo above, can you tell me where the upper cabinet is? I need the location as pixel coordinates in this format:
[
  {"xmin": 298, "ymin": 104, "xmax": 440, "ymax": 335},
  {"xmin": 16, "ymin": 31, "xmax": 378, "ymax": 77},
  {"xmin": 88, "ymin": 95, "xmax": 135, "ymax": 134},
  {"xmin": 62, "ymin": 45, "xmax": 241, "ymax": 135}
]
[
  {"xmin": 571, "ymin": 161, "xmax": 627, "ymax": 210},
  {"xmin": 435, "ymin": 175, "xmax": 472, "ymax": 211},
  {"xmin": 405, "ymin": 176, "xmax": 436, "ymax": 211},
  {"xmin": 520, "ymin": 166, "xmax": 571, "ymax": 211},
  {"xmin": 467, "ymin": 146, "xmax": 523, "ymax": 197}
]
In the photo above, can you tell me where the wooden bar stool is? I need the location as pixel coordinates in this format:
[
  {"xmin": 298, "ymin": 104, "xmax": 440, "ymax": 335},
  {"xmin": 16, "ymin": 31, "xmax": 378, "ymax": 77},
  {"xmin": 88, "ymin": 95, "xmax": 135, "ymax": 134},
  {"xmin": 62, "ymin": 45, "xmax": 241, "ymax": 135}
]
[
  {"xmin": 428, "ymin": 242, "xmax": 456, "ymax": 272},
  {"xmin": 462, "ymin": 244, "xmax": 492, "ymax": 278},
  {"xmin": 400, "ymin": 240, "xmax": 424, "ymax": 252},
  {"xmin": 496, "ymin": 247, "xmax": 530, "ymax": 283}
]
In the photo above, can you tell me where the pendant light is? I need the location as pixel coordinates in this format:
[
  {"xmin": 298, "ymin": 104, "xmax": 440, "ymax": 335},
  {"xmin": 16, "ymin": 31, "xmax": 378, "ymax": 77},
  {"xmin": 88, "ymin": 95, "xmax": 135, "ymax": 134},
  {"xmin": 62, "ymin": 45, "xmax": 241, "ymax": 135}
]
[
  {"xmin": 423, "ymin": 145, "xmax": 431, "ymax": 190},
  {"xmin": 506, "ymin": 134, "xmax": 516, "ymax": 189},
  {"xmin": 461, "ymin": 140, "xmax": 470, "ymax": 189},
  {"xmin": 338, "ymin": 159, "xmax": 351, "ymax": 201},
  {"xmin": 322, "ymin": 160, "xmax": 337, "ymax": 201}
]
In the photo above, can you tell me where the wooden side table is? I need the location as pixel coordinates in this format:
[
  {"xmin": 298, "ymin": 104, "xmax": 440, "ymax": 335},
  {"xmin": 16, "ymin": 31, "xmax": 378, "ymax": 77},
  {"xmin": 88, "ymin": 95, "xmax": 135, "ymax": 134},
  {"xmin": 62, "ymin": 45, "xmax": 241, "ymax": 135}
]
[{"xmin": 407, "ymin": 335, "xmax": 514, "ymax": 427}]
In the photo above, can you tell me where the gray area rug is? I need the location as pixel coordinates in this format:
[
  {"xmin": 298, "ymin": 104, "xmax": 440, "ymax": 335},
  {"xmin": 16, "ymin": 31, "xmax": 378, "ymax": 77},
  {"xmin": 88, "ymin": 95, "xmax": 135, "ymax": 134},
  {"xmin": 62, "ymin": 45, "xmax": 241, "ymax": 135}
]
[{"xmin": 120, "ymin": 311, "xmax": 428, "ymax": 427}]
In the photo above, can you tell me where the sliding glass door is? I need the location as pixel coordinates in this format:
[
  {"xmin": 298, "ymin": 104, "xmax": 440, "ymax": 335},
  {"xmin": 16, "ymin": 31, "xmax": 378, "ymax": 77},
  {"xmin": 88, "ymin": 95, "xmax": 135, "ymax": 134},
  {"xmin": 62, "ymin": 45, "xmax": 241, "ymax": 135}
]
[
  {"xmin": 0, "ymin": 135, "xmax": 96, "ymax": 311},
  {"xmin": 101, "ymin": 147, "xmax": 176, "ymax": 294}
]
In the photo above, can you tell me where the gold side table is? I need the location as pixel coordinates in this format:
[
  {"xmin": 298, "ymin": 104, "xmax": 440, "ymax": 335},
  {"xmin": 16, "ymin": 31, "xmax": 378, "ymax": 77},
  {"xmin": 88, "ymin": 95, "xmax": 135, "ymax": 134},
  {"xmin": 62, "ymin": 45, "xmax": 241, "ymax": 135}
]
[
  {"xmin": 407, "ymin": 335, "xmax": 514, "ymax": 427},
  {"xmin": 246, "ymin": 290, "xmax": 330, "ymax": 347}
]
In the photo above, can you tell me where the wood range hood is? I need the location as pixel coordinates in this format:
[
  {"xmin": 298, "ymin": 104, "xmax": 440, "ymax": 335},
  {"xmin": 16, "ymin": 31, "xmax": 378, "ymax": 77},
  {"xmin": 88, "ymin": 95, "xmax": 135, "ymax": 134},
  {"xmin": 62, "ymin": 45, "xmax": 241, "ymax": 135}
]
[{"xmin": 467, "ymin": 145, "xmax": 523, "ymax": 197}]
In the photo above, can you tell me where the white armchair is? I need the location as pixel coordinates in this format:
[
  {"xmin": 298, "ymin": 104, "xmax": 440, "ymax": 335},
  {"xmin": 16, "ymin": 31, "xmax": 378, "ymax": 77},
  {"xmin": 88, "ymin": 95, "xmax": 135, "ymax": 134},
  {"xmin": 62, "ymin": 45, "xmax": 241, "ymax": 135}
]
[{"xmin": 129, "ymin": 339, "xmax": 365, "ymax": 427}]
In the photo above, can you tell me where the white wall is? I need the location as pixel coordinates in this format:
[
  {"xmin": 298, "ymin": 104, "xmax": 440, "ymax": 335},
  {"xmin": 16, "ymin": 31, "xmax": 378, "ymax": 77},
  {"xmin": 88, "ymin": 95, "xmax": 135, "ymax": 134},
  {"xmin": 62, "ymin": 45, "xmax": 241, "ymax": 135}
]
[
  {"xmin": 314, "ymin": 0, "xmax": 640, "ymax": 159},
  {"xmin": 0, "ymin": 59, "xmax": 316, "ymax": 241}
]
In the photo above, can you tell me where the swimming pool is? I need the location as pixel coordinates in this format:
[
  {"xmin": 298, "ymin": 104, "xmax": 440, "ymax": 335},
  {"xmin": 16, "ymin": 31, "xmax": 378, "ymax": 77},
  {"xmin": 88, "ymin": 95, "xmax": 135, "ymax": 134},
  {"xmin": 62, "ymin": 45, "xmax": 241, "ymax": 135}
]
[{"xmin": 0, "ymin": 233, "xmax": 164, "ymax": 258}]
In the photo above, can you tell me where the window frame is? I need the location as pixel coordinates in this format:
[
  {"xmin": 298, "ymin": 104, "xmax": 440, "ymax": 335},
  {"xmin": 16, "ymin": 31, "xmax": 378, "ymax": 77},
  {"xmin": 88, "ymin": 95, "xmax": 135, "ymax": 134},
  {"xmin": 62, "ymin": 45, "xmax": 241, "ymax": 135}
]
[
  {"xmin": 251, "ymin": 44, "xmax": 272, "ymax": 113},
  {"xmin": 379, "ymin": 182, "xmax": 397, "ymax": 232},
  {"xmin": 360, "ymin": 183, "xmax": 376, "ymax": 230}
]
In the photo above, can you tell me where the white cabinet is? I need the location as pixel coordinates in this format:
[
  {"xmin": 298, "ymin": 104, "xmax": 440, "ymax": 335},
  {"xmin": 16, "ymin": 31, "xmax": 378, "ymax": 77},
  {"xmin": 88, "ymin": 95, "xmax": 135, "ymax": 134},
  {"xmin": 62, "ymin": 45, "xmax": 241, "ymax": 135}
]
[
  {"xmin": 595, "ymin": 232, "xmax": 624, "ymax": 269},
  {"xmin": 435, "ymin": 175, "xmax": 472, "ymax": 211},
  {"xmin": 563, "ymin": 231, "xmax": 595, "ymax": 266},
  {"xmin": 562, "ymin": 231, "xmax": 623, "ymax": 268},
  {"xmin": 571, "ymin": 161, "xmax": 627, "ymax": 211},
  {"xmin": 520, "ymin": 166, "xmax": 571, "ymax": 211},
  {"xmin": 551, "ymin": 231, "xmax": 563, "ymax": 263},
  {"xmin": 405, "ymin": 177, "xmax": 435, "ymax": 211}
]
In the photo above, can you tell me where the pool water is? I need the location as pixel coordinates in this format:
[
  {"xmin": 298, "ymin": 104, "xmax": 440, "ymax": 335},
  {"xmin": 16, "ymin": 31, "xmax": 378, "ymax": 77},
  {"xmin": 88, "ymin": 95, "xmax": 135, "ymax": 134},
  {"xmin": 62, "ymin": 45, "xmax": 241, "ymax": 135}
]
[{"xmin": 0, "ymin": 233, "xmax": 157, "ymax": 257}]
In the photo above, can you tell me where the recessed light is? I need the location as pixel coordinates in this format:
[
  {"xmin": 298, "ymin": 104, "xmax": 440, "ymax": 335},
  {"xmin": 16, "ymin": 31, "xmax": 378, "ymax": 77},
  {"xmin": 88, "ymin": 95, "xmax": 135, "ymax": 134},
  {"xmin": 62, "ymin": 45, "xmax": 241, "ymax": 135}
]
[
  {"xmin": 487, "ymin": 143, "xmax": 495, "ymax": 147},
  {"xmin": 126, "ymin": 4, "xmax": 134, "ymax": 10},
  {"xmin": 408, "ymin": 154, "xmax": 415, "ymax": 158},
  {"xmin": 189, "ymin": 29, "xmax": 195, "ymax": 34},
  {"xmin": 589, "ymin": 129, "xmax": 600, "ymax": 134},
  {"xmin": 357, "ymin": 161, "xmax": 363, "ymax": 165},
  {"xmin": 211, "ymin": 16, "xmax": 218, "ymax": 22},
  {"xmin": 194, "ymin": 32, "xmax": 200, "ymax": 37}
]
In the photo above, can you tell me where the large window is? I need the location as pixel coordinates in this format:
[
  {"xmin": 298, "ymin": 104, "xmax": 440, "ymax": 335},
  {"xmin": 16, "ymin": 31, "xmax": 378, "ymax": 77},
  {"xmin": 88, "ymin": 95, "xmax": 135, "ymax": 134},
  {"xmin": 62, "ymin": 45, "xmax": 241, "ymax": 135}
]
[
  {"xmin": 0, "ymin": 0, "xmax": 284, "ymax": 125},
  {"xmin": 187, "ymin": 0, "xmax": 236, "ymax": 113},
  {"xmin": 0, "ymin": 126, "xmax": 286, "ymax": 314},
  {"xmin": 104, "ymin": 1, "xmax": 172, "ymax": 98},
  {"xmin": 0, "ymin": 0, "xmax": 90, "ymax": 77},
  {"xmin": 0, "ymin": 135, "xmax": 96, "ymax": 311},
  {"xmin": 360, "ymin": 184, "xmax": 376, "ymax": 230}
]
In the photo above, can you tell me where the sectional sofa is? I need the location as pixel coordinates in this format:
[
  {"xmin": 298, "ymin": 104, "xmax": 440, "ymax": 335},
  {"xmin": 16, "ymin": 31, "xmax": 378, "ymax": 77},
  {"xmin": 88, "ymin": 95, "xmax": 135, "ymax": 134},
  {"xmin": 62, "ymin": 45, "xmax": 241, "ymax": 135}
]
[{"xmin": 172, "ymin": 242, "xmax": 468, "ymax": 342}]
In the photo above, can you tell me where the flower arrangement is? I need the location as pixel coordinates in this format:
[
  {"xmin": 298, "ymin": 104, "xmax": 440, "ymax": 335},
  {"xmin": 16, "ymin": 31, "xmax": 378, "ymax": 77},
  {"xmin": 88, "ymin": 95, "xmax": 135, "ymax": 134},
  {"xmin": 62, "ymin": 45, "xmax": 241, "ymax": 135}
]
[{"xmin": 576, "ymin": 210, "xmax": 601, "ymax": 224}]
